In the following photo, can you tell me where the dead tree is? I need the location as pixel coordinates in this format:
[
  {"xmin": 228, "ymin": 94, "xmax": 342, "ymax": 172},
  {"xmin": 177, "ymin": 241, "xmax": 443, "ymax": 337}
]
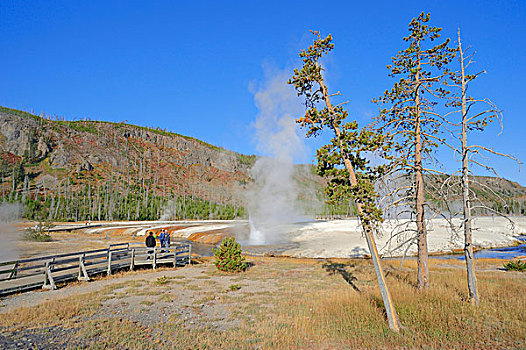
[{"xmin": 442, "ymin": 29, "xmax": 521, "ymax": 304}]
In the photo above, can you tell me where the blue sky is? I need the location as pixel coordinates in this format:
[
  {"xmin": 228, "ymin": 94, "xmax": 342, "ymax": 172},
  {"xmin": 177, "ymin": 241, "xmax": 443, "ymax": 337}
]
[{"xmin": 1, "ymin": 1, "xmax": 525, "ymax": 184}]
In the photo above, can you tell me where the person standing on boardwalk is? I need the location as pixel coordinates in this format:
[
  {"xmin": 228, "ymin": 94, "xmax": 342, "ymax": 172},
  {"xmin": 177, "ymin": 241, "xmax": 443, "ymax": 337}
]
[
  {"xmin": 146, "ymin": 231, "xmax": 156, "ymax": 259},
  {"xmin": 159, "ymin": 230, "xmax": 166, "ymax": 252},
  {"xmin": 164, "ymin": 230, "xmax": 170, "ymax": 250}
]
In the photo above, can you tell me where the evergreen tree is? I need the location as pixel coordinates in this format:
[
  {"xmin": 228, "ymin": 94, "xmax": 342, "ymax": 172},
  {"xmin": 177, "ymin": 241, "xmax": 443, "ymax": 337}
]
[
  {"xmin": 289, "ymin": 31, "xmax": 401, "ymax": 332},
  {"xmin": 373, "ymin": 12, "xmax": 456, "ymax": 290}
]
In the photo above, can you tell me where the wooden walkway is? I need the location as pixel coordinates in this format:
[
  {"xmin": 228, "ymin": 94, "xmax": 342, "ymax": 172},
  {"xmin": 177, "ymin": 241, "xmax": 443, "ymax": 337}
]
[{"xmin": 0, "ymin": 242, "xmax": 191, "ymax": 296}]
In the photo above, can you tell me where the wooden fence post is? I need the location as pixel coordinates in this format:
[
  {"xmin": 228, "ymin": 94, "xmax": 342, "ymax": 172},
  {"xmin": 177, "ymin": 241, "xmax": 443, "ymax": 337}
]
[
  {"xmin": 130, "ymin": 249, "xmax": 135, "ymax": 271},
  {"xmin": 107, "ymin": 250, "xmax": 113, "ymax": 276},
  {"xmin": 173, "ymin": 245, "xmax": 177, "ymax": 268},
  {"xmin": 78, "ymin": 255, "xmax": 90, "ymax": 281},
  {"xmin": 187, "ymin": 244, "xmax": 192, "ymax": 266},
  {"xmin": 153, "ymin": 247, "xmax": 157, "ymax": 270},
  {"xmin": 43, "ymin": 261, "xmax": 56, "ymax": 290},
  {"xmin": 8, "ymin": 262, "xmax": 18, "ymax": 279}
]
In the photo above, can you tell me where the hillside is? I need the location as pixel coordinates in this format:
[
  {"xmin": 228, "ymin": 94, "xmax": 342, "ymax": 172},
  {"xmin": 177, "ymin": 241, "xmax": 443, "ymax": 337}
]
[
  {"xmin": 425, "ymin": 174, "xmax": 526, "ymax": 215},
  {"xmin": 0, "ymin": 106, "xmax": 254, "ymax": 221},
  {"xmin": 0, "ymin": 106, "xmax": 525, "ymax": 222},
  {"xmin": 383, "ymin": 173, "xmax": 526, "ymax": 217}
]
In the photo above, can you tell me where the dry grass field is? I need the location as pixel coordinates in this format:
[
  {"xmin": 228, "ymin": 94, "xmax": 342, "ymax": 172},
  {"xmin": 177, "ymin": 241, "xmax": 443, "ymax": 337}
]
[{"xmin": 0, "ymin": 257, "xmax": 524, "ymax": 349}]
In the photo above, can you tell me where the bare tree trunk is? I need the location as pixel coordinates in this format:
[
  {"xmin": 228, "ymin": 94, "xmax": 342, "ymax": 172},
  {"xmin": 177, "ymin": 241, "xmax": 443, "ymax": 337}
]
[
  {"xmin": 415, "ymin": 125, "xmax": 429, "ymax": 289},
  {"xmin": 22, "ymin": 174, "xmax": 29, "ymax": 202},
  {"xmin": 459, "ymin": 30, "xmax": 479, "ymax": 305},
  {"xmin": 10, "ymin": 164, "xmax": 15, "ymax": 199},
  {"xmin": 75, "ymin": 190, "xmax": 79, "ymax": 222},
  {"xmin": 319, "ymin": 77, "xmax": 401, "ymax": 332},
  {"xmin": 48, "ymin": 196, "xmax": 55, "ymax": 220},
  {"xmin": 183, "ymin": 193, "xmax": 187, "ymax": 220},
  {"xmin": 97, "ymin": 184, "xmax": 101, "ymax": 221},
  {"xmin": 414, "ymin": 56, "xmax": 430, "ymax": 290}
]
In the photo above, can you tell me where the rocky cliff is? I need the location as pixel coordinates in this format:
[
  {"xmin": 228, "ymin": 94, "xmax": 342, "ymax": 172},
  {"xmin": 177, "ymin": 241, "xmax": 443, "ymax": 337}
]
[{"xmin": 0, "ymin": 106, "xmax": 254, "ymax": 220}]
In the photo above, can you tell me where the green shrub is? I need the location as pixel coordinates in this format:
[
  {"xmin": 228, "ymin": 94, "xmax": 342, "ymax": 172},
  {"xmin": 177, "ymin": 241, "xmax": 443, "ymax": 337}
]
[
  {"xmin": 228, "ymin": 284, "xmax": 241, "ymax": 291},
  {"xmin": 213, "ymin": 237, "xmax": 247, "ymax": 272},
  {"xmin": 155, "ymin": 276, "xmax": 169, "ymax": 285},
  {"xmin": 24, "ymin": 230, "xmax": 52, "ymax": 242},
  {"xmin": 24, "ymin": 221, "xmax": 53, "ymax": 242},
  {"xmin": 503, "ymin": 260, "xmax": 526, "ymax": 272}
]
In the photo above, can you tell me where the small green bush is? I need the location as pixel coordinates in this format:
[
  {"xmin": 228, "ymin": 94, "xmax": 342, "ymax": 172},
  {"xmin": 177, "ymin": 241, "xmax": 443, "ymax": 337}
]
[
  {"xmin": 213, "ymin": 237, "xmax": 247, "ymax": 272},
  {"xmin": 24, "ymin": 220, "xmax": 54, "ymax": 242},
  {"xmin": 228, "ymin": 284, "xmax": 241, "ymax": 292},
  {"xmin": 503, "ymin": 260, "xmax": 526, "ymax": 272},
  {"xmin": 155, "ymin": 276, "xmax": 169, "ymax": 285}
]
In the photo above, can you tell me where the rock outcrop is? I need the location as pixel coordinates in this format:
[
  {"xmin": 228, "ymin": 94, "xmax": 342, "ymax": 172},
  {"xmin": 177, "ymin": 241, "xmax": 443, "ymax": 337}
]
[
  {"xmin": 0, "ymin": 110, "xmax": 39, "ymax": 157},
  {"xmin": 0, "ymin": 106, "xmax": 254, "ymax": 205}
]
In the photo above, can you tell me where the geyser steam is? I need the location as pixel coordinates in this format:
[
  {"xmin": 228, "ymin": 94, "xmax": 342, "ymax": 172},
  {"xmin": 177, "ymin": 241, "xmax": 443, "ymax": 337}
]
[
  {"xmin": 247, "ymin": 68, "xmax": 307, "ymax": 244},
  {"xmin": 0, "ymin": 202, "xmax": 24, "ymax": 261}
]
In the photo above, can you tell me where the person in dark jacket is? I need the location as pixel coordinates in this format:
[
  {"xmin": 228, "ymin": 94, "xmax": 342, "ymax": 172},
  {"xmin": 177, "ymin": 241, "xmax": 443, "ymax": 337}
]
[
  {"xmin": 146, "ymin": 232, "xmax": 156, "ymax": 248},
  {"xmin": 145, "ymin": 231, "xmax": 156, "ymax": 259}
]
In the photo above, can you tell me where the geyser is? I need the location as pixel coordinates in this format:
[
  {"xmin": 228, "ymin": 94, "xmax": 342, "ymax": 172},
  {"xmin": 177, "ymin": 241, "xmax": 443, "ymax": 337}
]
[{"xmin": 247, "ymin": 68, "xmax": 308, "ymax": 244}]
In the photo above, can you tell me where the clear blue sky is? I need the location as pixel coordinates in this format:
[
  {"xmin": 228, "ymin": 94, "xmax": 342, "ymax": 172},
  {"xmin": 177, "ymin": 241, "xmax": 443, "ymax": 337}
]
[{"xmin": 1, "ymin": 0, "xmax": 525, "ymax": 184}]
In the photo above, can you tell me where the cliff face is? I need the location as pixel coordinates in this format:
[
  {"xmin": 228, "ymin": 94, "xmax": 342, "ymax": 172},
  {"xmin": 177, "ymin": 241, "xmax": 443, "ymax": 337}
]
[
  {"xmin": 0, "ymin": 106, "xmax": 254, "ymax": 212},
  {"xmin": 0, "ymin": 108, "xmax": 251, "ymax": 172},
  {"xmin": 0, "ymin": 110, "xmax": 47, "ymax": 159}
]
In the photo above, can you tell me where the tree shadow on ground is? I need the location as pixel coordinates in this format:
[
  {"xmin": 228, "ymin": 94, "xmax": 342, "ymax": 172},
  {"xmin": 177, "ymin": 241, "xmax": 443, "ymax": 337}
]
[
  {"xmin": 370, "ymin": 295, "xmax": 389, "ymax": 320},
  {"xmin": 322, "ymin": 262, "xmax": 360, "ymax": 292},
  {"xmin": 384, "ymin": 267, "xmax": 418, "ymax": 289}
]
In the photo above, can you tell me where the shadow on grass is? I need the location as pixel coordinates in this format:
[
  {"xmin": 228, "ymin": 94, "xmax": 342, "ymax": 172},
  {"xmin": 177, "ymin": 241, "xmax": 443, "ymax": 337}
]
[
  {"xmin": 322, "ymin": 262, "xmax": 360, "ymax": 292},
  {"xmin": 384, "ymin": 269, "xmax": 418, "ymax": 289},
  {"xmin": 370, "ymin": 295, "xmax": 390, "ymax": 323}
]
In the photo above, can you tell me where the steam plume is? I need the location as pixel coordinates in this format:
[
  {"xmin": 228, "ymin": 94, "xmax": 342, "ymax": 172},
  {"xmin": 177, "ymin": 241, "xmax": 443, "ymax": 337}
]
[
  {"xmin": 0, "ymin": 202, "xmax": 24, "ymax": 261},
  {"xmin": 247, "ymin": 67, "xmax": 308, "ymax": 244}
]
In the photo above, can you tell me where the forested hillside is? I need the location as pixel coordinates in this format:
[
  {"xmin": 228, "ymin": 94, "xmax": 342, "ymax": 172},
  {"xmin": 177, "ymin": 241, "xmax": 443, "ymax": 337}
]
[
  {"xmin": 0, "ymin": 106, "xmax": 524, "ymax": 222},
  {"xmin": 425, "ymin": 174, "xmax": 526, "ymax": 216},
  {"xmin": 0, "ymin": 106, "xmax": 254, "ymax": 221}
]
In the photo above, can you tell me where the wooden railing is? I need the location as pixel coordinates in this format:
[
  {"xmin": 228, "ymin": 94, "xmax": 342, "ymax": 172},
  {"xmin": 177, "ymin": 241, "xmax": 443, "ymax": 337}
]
[
  {"xmin": 0, "ymin": 242, "xmax": 191, "ymax": 296},
  {"xmin": 314, "ymin": 215, "xmax": 355, "ymax": 220}
]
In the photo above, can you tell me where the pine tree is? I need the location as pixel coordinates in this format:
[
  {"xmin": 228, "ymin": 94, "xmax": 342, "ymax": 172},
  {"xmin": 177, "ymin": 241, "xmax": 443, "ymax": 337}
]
[
  {"xmin": 289, "ymin": 31, "xmax": 401, "ymax": 332},
  {"xmin": 373, "ymin": 12, "xmax": 456, "ymax": 290}
]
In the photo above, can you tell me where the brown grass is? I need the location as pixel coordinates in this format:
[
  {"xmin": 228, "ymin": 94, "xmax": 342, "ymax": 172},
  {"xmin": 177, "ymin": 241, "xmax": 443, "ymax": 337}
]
[
  {"xmin": 0, "ymin": 292, "xmax": 102, "ymax": 330},
  {"xmin": 74, "ymin": 318, "xmax": 158, "ymax": 350},
  {"xmin": 1, "ymin": 257, "xmax": 524, "ymax": 349}
]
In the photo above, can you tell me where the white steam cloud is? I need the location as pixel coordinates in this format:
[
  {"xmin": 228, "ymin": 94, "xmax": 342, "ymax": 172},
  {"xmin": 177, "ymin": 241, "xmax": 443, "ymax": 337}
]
[
  {"xmin": 247, "ymin": 67, "xmax": 309, "ymax": 244},
  {"xmin": 0, "ymin": 202, "xmax": 24, "ymax": 261}
]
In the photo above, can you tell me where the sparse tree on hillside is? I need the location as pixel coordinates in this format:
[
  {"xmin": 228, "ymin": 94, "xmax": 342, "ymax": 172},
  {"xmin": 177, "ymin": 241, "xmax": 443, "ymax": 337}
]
[
  {"xmin": 373, "ymin": 12, "xmax": 456, "ymax": 290},
  {"xmin": 289, "ymin": 31, "xmax": 401, "ymax": 332},
  {"xmin": 443, "ymin": 29, "xmax": 521, "ymax": 305}
]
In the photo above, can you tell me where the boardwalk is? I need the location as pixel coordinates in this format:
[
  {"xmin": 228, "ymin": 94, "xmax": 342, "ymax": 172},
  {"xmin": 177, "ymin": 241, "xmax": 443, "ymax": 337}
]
[{"xmin": 0, "ymin": 242, "xmax": 191, "ymax": 296}]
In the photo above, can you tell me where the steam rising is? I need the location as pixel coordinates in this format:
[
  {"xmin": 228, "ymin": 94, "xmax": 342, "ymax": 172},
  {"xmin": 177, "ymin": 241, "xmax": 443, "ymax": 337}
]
[
  {"xmin": 247, "ymin": 68, "xmax": 308, "ymax": 244},
  {"xmin": 0, "ymin": 202, "xmax": 24, "ymax": 261}
]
